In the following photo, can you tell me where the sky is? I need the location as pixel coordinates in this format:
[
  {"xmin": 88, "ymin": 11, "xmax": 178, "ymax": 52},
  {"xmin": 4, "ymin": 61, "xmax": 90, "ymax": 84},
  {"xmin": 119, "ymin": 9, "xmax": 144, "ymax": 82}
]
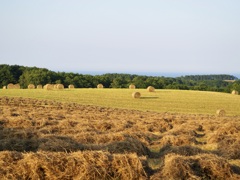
[{"xmin": 0, "ymin": 0, "xmax": 240, "ymax": 76}]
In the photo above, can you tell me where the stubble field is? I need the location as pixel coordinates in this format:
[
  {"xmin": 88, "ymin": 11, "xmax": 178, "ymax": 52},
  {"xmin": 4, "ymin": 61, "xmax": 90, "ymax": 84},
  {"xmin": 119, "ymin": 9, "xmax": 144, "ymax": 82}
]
[
  {"xmin": 1, "ymin": 88, "xmax": 240, "ymax": 115},
  {"xmin": 0, "ymin": 89, "xmax": 240, "ymax": 179}
]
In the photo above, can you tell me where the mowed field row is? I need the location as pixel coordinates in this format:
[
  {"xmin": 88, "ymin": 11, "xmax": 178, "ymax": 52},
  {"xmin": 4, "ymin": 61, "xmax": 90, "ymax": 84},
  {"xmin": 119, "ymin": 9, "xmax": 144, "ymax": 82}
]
[{"xmin": 1, "ymin": 88, "xmax": 240, "ymax": 116}]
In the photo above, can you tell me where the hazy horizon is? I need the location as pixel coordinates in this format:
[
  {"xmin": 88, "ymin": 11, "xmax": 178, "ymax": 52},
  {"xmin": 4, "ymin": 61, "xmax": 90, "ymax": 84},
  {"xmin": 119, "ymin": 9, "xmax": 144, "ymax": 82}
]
[
  {"xmin": 1, "ymin": 1, "xmax": 240, "ymax": 75},
  {"xmin": 2, "ymin": 63, "xmax": 240, "ymax": 79},
  {"xmin": 69, "ymin": 70, "xmax": 240, "ymax": 79}
]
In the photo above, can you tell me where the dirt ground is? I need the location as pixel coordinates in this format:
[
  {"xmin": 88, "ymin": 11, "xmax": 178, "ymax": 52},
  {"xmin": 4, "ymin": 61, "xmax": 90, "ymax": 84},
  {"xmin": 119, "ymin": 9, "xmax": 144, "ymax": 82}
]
[{"xmin": 0, "ymin": 96, "xmax": 240, "ymax": 179}]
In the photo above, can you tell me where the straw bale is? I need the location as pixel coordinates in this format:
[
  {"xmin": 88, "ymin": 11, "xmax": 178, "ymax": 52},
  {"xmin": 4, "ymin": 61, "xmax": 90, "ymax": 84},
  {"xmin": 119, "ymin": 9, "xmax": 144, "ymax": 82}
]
[
  {"xmin": 68, "ymin": 84, "xmax": 74, "ymax": 89},
  {"xmin": 7, "ymin": 83, "xmax": 14, "ymax": 89},
  {"xmin": 132, "ymin": 92, "xmax": 141, "ymax": 98},
  {"xmin": 3, "ymin": 86, "xmax": 6, "ymax": 89},
  {"xmin": 36, "ymin": 85, "xmax": 42, "ymax": 89},
  {"xmin": 97, "ymin": 84, "xmax": 104, "ymax": 88},
  {"xmin": 216, "ymin": 109, "xmax": 226, "ymax": 117},
  {"xmin": 56, "ymin": 84, "xmax": 64, "ymax": 90},
  {"xmin": 232, "ymin": 90, "xmax": 239, "ymax": 95},
  {"xmin": 44, "ymin": 84, "xmax": 53, "ymax": 90},
  {"xmin": 147, "ymin": 86, "xmax": 155, "ymax": 92},
  {"xmin": 151, "ymin": 153, "xmax": 234, "ymax": 180},
  {"xmin": 28, "ymin": 84, "xmax": 35, "ymax": 89},
  {"xmin": 129, "ymin": 84, "xmax": 136, "ymax": 89},
  {"xmin": 14, "ymin": 84, "xmax": 20, "ymax": 89}
]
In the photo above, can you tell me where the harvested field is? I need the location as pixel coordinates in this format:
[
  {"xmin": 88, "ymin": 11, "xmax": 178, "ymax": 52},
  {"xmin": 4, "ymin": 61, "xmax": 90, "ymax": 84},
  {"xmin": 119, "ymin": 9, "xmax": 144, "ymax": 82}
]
[
  {"xmin": 0, "ymin": 96, "xmax": 240, "ymax": 179},
  {"xmin": 1, "ymin": 89, "xmax": 240, "ymax": 115}
]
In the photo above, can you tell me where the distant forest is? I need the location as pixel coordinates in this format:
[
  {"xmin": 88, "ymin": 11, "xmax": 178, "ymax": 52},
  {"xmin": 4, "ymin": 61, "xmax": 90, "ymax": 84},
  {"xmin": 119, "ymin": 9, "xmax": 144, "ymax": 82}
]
[{"xmin": 1, "ymin": 64, "xmax": 240, "ymax": 93}]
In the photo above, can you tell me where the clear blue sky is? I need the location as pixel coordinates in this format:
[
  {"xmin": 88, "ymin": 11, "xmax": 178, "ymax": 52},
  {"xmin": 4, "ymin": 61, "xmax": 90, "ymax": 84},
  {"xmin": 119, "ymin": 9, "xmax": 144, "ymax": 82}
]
[{"xmin": 0, "ymin": 0, "xmax": 240, "ymax": 76}]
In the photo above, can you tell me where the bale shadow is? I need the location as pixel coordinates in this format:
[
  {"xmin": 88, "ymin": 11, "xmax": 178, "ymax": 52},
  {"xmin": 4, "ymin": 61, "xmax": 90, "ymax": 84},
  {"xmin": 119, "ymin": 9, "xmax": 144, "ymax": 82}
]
[{"xmin": 140, "ymin": 97, "xmax": 159, "ymax": 99}]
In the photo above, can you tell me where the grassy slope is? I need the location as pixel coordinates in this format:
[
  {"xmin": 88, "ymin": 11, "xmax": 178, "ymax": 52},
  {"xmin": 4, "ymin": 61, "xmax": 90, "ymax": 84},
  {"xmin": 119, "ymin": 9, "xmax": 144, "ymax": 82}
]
[{"xmin": 1, "ymin": 88, "xmax": 240, "ymax": 115}]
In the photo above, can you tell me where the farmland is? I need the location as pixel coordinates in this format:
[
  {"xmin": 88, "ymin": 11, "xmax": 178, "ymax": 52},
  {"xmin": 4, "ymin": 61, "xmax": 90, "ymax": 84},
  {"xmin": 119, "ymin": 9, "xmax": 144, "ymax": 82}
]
[
  {"xmin": 0, "ymin": 89, "xmax": 240, "ymax": 179},
  {"xmin": 1, "ymin": 88, "xmax": 240, "ymax": 115}
]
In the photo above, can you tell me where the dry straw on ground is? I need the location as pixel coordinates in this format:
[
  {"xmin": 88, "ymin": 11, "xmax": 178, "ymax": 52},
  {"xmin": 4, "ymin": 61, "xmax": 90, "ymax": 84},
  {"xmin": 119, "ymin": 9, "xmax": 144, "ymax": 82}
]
[
  {"xmin": 132, "ymin": 92, "xmax": 141, "ymax": 98},
  {"xmin": 129, "ymin": 84, "xmax": 136, "ymax": 89},
  {"xmin": 217, "ymin": 138, "xmax": 240, "ymax": 159},
  {"xmin": 216, "ymin": 109, "xmax": 226, "ymax": 117},
  {"xmin": 68, "ymin": 84, "xmax": 74, "ymax": 89},
  {"xmin": 147, "ymin": 86, "xmax": 155, "ymax": 92},
  {"xmin": 159, "ymin": 134, "xmax": 196, "ymax": 147},
  {"xmin": 232, "ymin": 90, "xmax": 239, "ymax": 95},
  {"xmin": 97, "ymin": 84, "xmax": 104, "ymax": 88},
  {"xmin": 1, "ymin": 96, "xmax": 240, "ymax": 179},
  {"xmin": 0, "ymin": 151, "xmax": 147, "ymax": 180},
  {"xmin": 151, "ymin": 153, "xmax": 235, "ymax": 180},
  {"xmin": 28, "ymin": 84, "xmax": 35, "ymax": 89}
]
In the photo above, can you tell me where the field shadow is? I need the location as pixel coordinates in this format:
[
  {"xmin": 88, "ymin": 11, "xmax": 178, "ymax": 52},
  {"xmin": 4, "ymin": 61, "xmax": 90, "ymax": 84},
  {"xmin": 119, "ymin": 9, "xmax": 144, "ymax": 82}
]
[
  {"xmin": 231, "ymin": 164, "xmax": 240, "ymax": 175},
  {"xmin": 149, "ymin": 145, "xmax": 213, "ymax": 159},
  {"xmin": 140, "ymin": 97, "xmax": 159, "ymax": 99},
  {"xmin": 0, "ymin": 127, "xmax": 84, "ymax": 152}
]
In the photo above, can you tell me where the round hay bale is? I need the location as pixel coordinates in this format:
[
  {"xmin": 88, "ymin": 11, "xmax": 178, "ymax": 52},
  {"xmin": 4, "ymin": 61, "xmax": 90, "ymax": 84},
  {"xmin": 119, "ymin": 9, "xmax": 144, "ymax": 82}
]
[
  {"xmin": 53, "ymin": 84, "xmax": 58, "ymax": 89},
  {"xmin": 56, "ymin": 84, "xmax": 64, "ymax": 90},
  {"xmin": 97, "ymin": 84, "xmax": 104, "ymax": 88},
  {"xmin": 147, "ymin": 86, "xmax": 155, "ymax": 92},
  {"xmin": 231, "ymin": 90, "xmax": 239, "ymax": 95},
  {"xmin": 14, "ymin": 84, "xmax": 20, "ymax": 89},
  {"xmin": 37, "ymin": 85, "xmax": 42, "ymax": 89},
  {"xmin": 3, "ymin": 86, "xmax": 6, "ymax": 89},
  {"xmin": 68, "ymin": 84, "xmax": 74, "ymax": 89},
  {"xmin": 28, "ymin": 84, "xmax": 35, "ymax": 89},
  {"xmin": 7, "ymin": 83, "xmax": 14, "ymax": 89},
  {"xmin": 44, "ymin": 84, "xmax": 53, "ymax": 90},
  {"xmin": 216, "ymin": 109, "xmax": 226, "ymax": 117},
  {"xmin": 129, "ymin": 84, "xmax": 136, "ymax": 89},
  {"xmin": 132, "ymin": 92, "xmax": 141, "ymax": 99}
]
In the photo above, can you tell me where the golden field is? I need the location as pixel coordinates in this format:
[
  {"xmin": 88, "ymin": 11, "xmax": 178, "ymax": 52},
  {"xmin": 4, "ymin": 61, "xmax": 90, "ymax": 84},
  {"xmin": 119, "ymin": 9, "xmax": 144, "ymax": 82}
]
[
  {"xmin": 0, "ymin": 89, "xmax": 240, "ymax": 179},
  {"xmin": 1, "ymin": 88, "xmax": 240, "ymax": 115}
]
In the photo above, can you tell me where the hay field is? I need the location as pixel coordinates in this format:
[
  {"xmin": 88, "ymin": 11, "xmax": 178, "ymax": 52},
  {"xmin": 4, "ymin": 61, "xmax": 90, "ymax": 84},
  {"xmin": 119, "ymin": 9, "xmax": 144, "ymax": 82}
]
[
  {"xmin": 1, "ymin": 89, "xmax": 240, "ymax": 179},
  {"xmin": 1, "ymin": 88, "xmax": 240, "ymax": 115}
]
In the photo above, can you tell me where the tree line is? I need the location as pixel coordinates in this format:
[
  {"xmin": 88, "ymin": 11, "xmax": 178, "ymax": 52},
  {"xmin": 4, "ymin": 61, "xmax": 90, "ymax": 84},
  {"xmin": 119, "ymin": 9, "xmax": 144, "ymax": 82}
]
[{"xmin": 0, "ymin": 64, "xmax": 239, "ymax": 93}]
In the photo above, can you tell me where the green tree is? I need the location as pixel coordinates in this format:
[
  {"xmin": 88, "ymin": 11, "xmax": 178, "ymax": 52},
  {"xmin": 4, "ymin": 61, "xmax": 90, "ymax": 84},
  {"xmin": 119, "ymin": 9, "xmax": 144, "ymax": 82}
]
[
  {"xmin": 132, "ymin": 76, "xmax": 147, "ymax": 88},
  {"xmin": 0, "ymin": 65, "xmax": 15, "ymax": 87}
]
